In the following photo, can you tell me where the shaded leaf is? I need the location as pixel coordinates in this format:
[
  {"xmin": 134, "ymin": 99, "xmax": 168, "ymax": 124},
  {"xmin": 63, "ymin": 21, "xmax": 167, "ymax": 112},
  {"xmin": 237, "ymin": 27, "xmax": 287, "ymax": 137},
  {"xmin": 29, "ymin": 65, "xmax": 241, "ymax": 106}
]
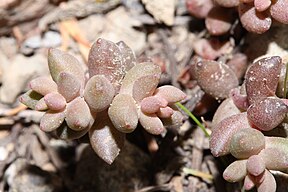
[
  {"xmin": 108, "ymin": 94, "xmax": 138, "ymax": 133},
  {"xmin": 48, "ymin": 48, "xmax": 85, "ymax": 86},
  {"xmin": 139, "ymin": 111, "xmax": 165, "ymax": 135},
  {"xmin": 56, "ymin": 122, "xmax": 89, "ymax": 140},
  {"xmin": 116, "ymin": 41, "xmax": 136, "ymax": 70},
  {"xmin": 40, "ymin": 110, "xmax": 65, "ymax": 132},
  {"xmin": 84, "ymin": 75, "xmax": 115, "ymax": 112},
  {"xmin": 223, "ymin": 160, "xmax": 247, "ymax": 182},
  {"xmin": 157, "ymin": 106, "xmax": 174, "ymax": 118},
  {"xmin": 257, "ymin": 170, "xmax": 276, "ymax": 192},
  {"xmin": 120, "ymin": 62, "xmax": 161, "ymax": 95},
  {"xmin": 35, "ymin": 98, "xmax": 48, "ymax": 111},
  {"xmin": 44, "ymin": 92, "xmax": 66, "ymax": 111},
  {"xmin": 132, "ymin": 74, "xmax": 160, "ymax": 102},
  {"xmin": 29, "ymin": 76, "xmax": 57, "ymax": 95},
  {"xmin": 89, "ymin": 113, "xmax": 125, "ymax": 164},
  {"xmin": 245, "ymin": 56, "xmax": 282, "ymax": 105},
  {"xmin": 230, "ymin": 128, "xmax": 265, "ymax": 159},
  {"xmin": 140, "ymin": 96, "xmax": 167, "ymax": 114},
  {"xmin": 244, "ymin": 175, "xmax": 255, "ymax": 191},
  {"xmin": 246, "ymin": 155, "xmax": 265, "ymax": 176},
  {"xmin": 19, "ymin": 90, "xmax": 43, "ymax": 110},
  {"xmin": 57, "ymin": 72, "xmax": 81, "ymax": 102},
  {"xmin": 210, "ymin": 112, "xmax": 251, "ymax": 157},
  {"xmin": 270, "ymin": 0, "xmax": 288, "ymax": 24},
  {"xmin": 65, "ymin": 97, "xmax": 94, "ymax": 131}
]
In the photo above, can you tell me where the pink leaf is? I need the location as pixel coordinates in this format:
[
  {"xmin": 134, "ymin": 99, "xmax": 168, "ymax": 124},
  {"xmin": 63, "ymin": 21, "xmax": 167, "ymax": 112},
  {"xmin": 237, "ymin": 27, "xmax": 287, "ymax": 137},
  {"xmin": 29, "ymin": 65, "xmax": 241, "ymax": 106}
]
[
  {"xmin": 254, "ymin": 0, "xmax": 271, "ymax": 12},
  {"xmin": 246, "ymin": 155, "xmax": 265, "ymax": 176},
  {"xmin": 84, "ymin": 75, "xmax": 115, "ymax": 112},
  {"xmin": 139, "ymin": 111, "xmax": 165, "ymax": 135},
  {"xmin": 270, "ymin": 0, "xmax": 288, "ymax": 24},
  {"xmin": 44, "ymin": 92, "xmax": 66, "ymax": 111},
  {"xmin": 154, "ymin": 85, "xmax": 187, "ymax": 103},
  {"xmin": 140, "ymin": 96, "xmax": 168, "ymax": 114},
  {"xmin": 57, "ymin": 72, "xmax": 81, "ymax": 102},
  {"xmin": 29, "ymin": 76, "xmax": 57, "ymax": 96},
  {"xmin": 40, "ymin": 110, "xmax": 65, "ymax": 132},
  {"xmin": 256, "ymin": 170, "xmax": 276, "ymax": 192},
  {"xmin": 223, "ymin": 160, "xmax": 247, "ymax": 182},
  {"xmin": 214, "ymin": 0, "xmax": 239, "ymax": 7},
  {"xmin": 35, "ymin": 98, "xmax": 48, "ymax": 111},
  {"xmin": 157, "ymin": 106, "xmax": 174, "ymax": 118},
  {"xmin": 116, "ymin": 41, "xmax": 136, "ymax": 70},
  {"xmin": 108, "ymin": 94, "xmax": 138, "ymax": 133},
  {"xmin": 89, "ymin": 113, "xmax": 125, "ymax": 164}
]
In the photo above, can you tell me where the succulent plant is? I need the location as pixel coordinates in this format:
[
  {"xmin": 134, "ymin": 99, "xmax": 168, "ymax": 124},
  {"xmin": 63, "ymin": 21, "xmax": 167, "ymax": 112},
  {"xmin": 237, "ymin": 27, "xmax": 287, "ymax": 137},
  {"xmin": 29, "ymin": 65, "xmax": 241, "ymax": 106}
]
[
  {"xmin": 209, "ymin": 56, "xmax": 288, "ymax": 192},
  {"xmin": 20, "ymin": 38, "xmax": 186, "ymax": 164},
  {"xmin": 186, "ymin": 0, "xmax": 288, "ymax": 34}
]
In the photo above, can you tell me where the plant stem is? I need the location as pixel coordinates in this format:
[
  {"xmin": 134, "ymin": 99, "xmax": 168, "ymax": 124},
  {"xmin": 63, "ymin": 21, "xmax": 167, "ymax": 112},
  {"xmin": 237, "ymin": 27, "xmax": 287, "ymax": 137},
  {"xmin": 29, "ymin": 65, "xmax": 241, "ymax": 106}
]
[{"xmin": 175, "ymin": 102, "xmax": 210, "ymax": 137}]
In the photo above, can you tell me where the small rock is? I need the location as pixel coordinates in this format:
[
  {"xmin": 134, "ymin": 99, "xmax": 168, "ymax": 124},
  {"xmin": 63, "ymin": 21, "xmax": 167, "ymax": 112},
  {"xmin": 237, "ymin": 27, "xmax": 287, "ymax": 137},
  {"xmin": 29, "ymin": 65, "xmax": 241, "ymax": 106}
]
[
  {"xmin": 23, "ymin": 35, "xmax": 42, "ymax": 49},
  {"xmin": 42, "ymin": 31, "xmax": 62, "ymax": 48}
]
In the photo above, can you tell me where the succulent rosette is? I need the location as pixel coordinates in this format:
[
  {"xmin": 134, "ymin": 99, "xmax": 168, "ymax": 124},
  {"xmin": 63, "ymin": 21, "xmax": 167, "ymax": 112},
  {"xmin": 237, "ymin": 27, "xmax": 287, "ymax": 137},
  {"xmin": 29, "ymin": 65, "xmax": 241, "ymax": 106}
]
[{"xmin": 20, "ymin": 38, "xmax": 187, "ymax": 164}]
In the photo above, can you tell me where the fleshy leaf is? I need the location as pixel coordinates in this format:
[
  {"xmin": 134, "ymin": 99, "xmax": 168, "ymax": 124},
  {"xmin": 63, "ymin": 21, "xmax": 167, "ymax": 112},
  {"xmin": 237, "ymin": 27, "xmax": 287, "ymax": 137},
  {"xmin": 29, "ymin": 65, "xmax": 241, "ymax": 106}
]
[
  {"xmin": 89, "ymin": 113, "xmax": 125, "ymax": 164},
  {"xmin": 246, "ymin": 155, "xmax": 265, "ymax": 176},
  {"xmin": 247, "ymin": 97, "xmax": 288, "ymax": 131},
  {"xmin": 48, "ymin": 48, "xmax": 85, "ymax": 86},
  {"xmin": 120, "ymin": 62, "xmax": 161, "ymax": 95},
  {"xmin": 214, "ymin": 0, "xmax": 239, "ymax": 7},
  {"xmin": 139, "ymin": 111, "xmax": 165, "ymax": 135},
  {"xmin": 108, "ymin": 94, "xmax": 138, "ymax": 133},
  {"xmin": 84, "ymin": 75, "xmax": 115, "ymax": 112},
  {"xmin": 230, "ymin": 128, "xmax": 265, "ymax": 159},
  {"xmin": 238, "ymin": 3, "xmax": 272, "ymax": 34},
  {"xmin": 162, "ymin": 110, "xmax": 185, "ymax": 127},
  {"xmin": 154, "ymin": 85, "xmax": 187, "ymax": 103},
  {"xmin": 116, "ymin": 41, "xmax": 136, "ymax": 70},
  {"xmin": 35, "ymin": 98, "xmax": 48, "ymax": 111},
  {"xmin": 210, "ymin": 112, "xmax": 251, "ymax": 157},
  {"xmin": 194, "ymin": 60, "xmax": 238, "ymax": 99},
  {"xmin": 132, "ymin": 74, "xmax": 160, "ymax": 102},
  {"xmin": 57, "ymin": 72, "xmax": 81, "ymax": 102},
  {"xmin": 19, "ymin": 90, "xmax": 43, "ymax": 110},
  {"xmin": 40, "ymin": 110, "xmax": 65, "ymax": 132},
  {"xmin": 88, "ymin": 38, "xmax": 123, "ymax": 89},
  {"xmin": 244, "ymin": 175, "xmax": 255, "ymax": 191},
  {"xmin": 140, "ymin": 96, "xmax": 168, "ymax": 114},
  {"xmin": 270, "ymin": 0, "xmax": 288, "ymax": 24},
  {"xmin": 157, "ymin": 106, "xmax": 174, "ymax": 118},
  {"xmin": 230, "ymin": 87, "xmax": 249, "ymax": 110},
  {"xmin": 245, "ymin": 56, "xmax": 282, "ymax": 105},
  {"xmin": 223, "ymin": 160, "xmax": 247, "ymax": 182},
  {"xmin": 256, "ymin": 170, "xmax": 276, "ymax": 192},
  {"xmin": 44, "ymin": 92, "xmax": 66, "ymax": 111},
  {"xmin": 259, "ymin": 137, "xmax": 288, "ymax": 171},
  {"xmin": 65, "ymin": 97, "xmax": 94, "ymax": 131},
  {"xmin": 29, "ymin": 76, "xmax": 57, "ymax": 95},
  {"xmin": 254, "ymin": 0, "xmax": 271, "ymax": 12},
  {"xmin": 56, "ymin": 122, "xmax": 89, "ymax": 140}
]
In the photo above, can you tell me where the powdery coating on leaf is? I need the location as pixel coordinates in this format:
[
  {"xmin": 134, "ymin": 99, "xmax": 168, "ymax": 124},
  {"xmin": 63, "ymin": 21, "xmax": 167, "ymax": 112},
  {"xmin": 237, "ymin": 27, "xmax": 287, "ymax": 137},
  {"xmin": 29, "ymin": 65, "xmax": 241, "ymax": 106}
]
[
  {"xmin": 57, "ymin": 72, "xmax": 81, "ymax": 103},
  {"xmin": 223, "ymin": 160, "xmax": 247, "ymax": 182},
  {"xmin": 247, "ymin": 97, "xmax": 288, "ymax": 131},
  {"xmin": 29, "ymin": 76, "xmax": 57, "ymax": 96},
  {"xmin": 257, "ymin": 170, "xmax": 276, "ymax": 192},
  {"xmin": 44, "ymin": 92, "xmax": 66, "ymax": 111},
  {"xmin": 157, "ymin": 106, "xmax": 174, "ymax": 118},
  {"xmin": 210, "ymin": 112, "xmax": 251, "ymax": 157},
  {"xmin": 84, "ymin": 75, "xmax": 115, "ymax": 112},
  {"xmin": 89, "ymin": 115, "xmax": 125, "ymax": 164},
  {"xmin": 244, "ymin": 175, "xmax": 255, "ymax": 190},
  {"xmin": 120, "ymin": 62, "xmax": 161, "ymax": 96},
  {"xmin": 245, "ymin": 56, "xmax": 282, "ymax": 105},
  {"xmin": 116, "ymin": 41, "xmax": 136, "ymax": 70},
  {"xmin": 19, "ymin": 90, "xmax": 43, "ymax": 110},
  {"xmin": 132, "ymin": 75, "xmax": 160, "ymax": 103},
  {"xmin": 48, "ymin": 49, "xmax": 85, "ymax": 86},
  {"xmin": 254, "ymin": 0, "xmax": 271, "ymax": 12},
  {"xmin": 238, "ymin": 3, "xmax": 272, "ymax": 34},
  {"xmin": 186, "ymin": 0, "xmax": 214, "ymax": 18},
  {"xmin": 88, "ymin": 38, "xmax": 124, "ymax": 89},
  {"xmin": 162, "ymin": 110, "xmax": 185, "ymax": 127},
  {"xmin": 246, "ymin": 155, "xmax": 265, "ymax": 176},
  {"xmin": 270, "ymin": 0, "xmax": 288, "ymax": 24},
  {"xmin": 230, "ymin": 87, "xmax": 249, "ymax": 110},
  {"xmin": 65, "ymin": 97, "xmax": 94, "ymax": 131},
  {"xmin": 140, "ymin": 96, "xmax": 168, "ymax": 114},
  {"xmin": 259, "ymin": 137, "xmax": 288, "ymax": 171},
  {"xmin": 214, "ymin": 0, "xmax": 239, "ymax": 7},
  {"xmin": 205, "ymin": 6, "xmax": 234, "ymax": 36},
  {"xmin": 139, "ymin": 111, "xmax": 165, "ymax": 135},
  {"xmin": 194, "ymin": 60, "xmax": 238, "ymax": 99},
  {"xmin": 35, "ymin": 98, "xmax": 48, "ymax": 111},
  {"xmin": 230, "ymin": 128, "xmax": 265, "ymax": 159},
  {"xmin": 40, "ymin": 110, "xmax": 65, "ymax": 132},
  {"xmin": 212, "ymin": 97, "xmax": 241, "ymax": 126},
  {"xmin": 56, "ymin": 123, "xmax": 89, "ymax": 140},
  {"xmin": 154, "ymin": 85, "xmax": 187, "ymax": 103},
  {"xmin": 108, "ymin": 94, "xmax": 138, "ymax": 133}
]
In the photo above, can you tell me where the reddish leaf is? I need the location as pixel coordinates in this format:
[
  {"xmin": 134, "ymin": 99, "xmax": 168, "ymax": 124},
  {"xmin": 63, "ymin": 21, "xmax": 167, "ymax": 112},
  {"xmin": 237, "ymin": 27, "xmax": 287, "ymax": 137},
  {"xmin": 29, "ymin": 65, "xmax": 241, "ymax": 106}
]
[
  {"xmin": 40, "ymin": 110, "xmax": 65, "ymax": 132},
  {"xmin": 57, "ymin": 72, "xmax": 81, "ymax": 102}
]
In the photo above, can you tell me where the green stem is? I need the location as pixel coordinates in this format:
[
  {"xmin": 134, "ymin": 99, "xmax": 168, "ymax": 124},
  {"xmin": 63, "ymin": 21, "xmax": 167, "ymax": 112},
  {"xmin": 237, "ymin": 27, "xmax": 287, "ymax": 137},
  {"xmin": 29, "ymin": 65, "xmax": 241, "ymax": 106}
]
[
  {"xmin": 284, "ymin": 62, "xmax": 288, "ymax": 99},
  {"xmin": 175, "ymin": 102, "xmax": 210, "ymax": 137}
]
